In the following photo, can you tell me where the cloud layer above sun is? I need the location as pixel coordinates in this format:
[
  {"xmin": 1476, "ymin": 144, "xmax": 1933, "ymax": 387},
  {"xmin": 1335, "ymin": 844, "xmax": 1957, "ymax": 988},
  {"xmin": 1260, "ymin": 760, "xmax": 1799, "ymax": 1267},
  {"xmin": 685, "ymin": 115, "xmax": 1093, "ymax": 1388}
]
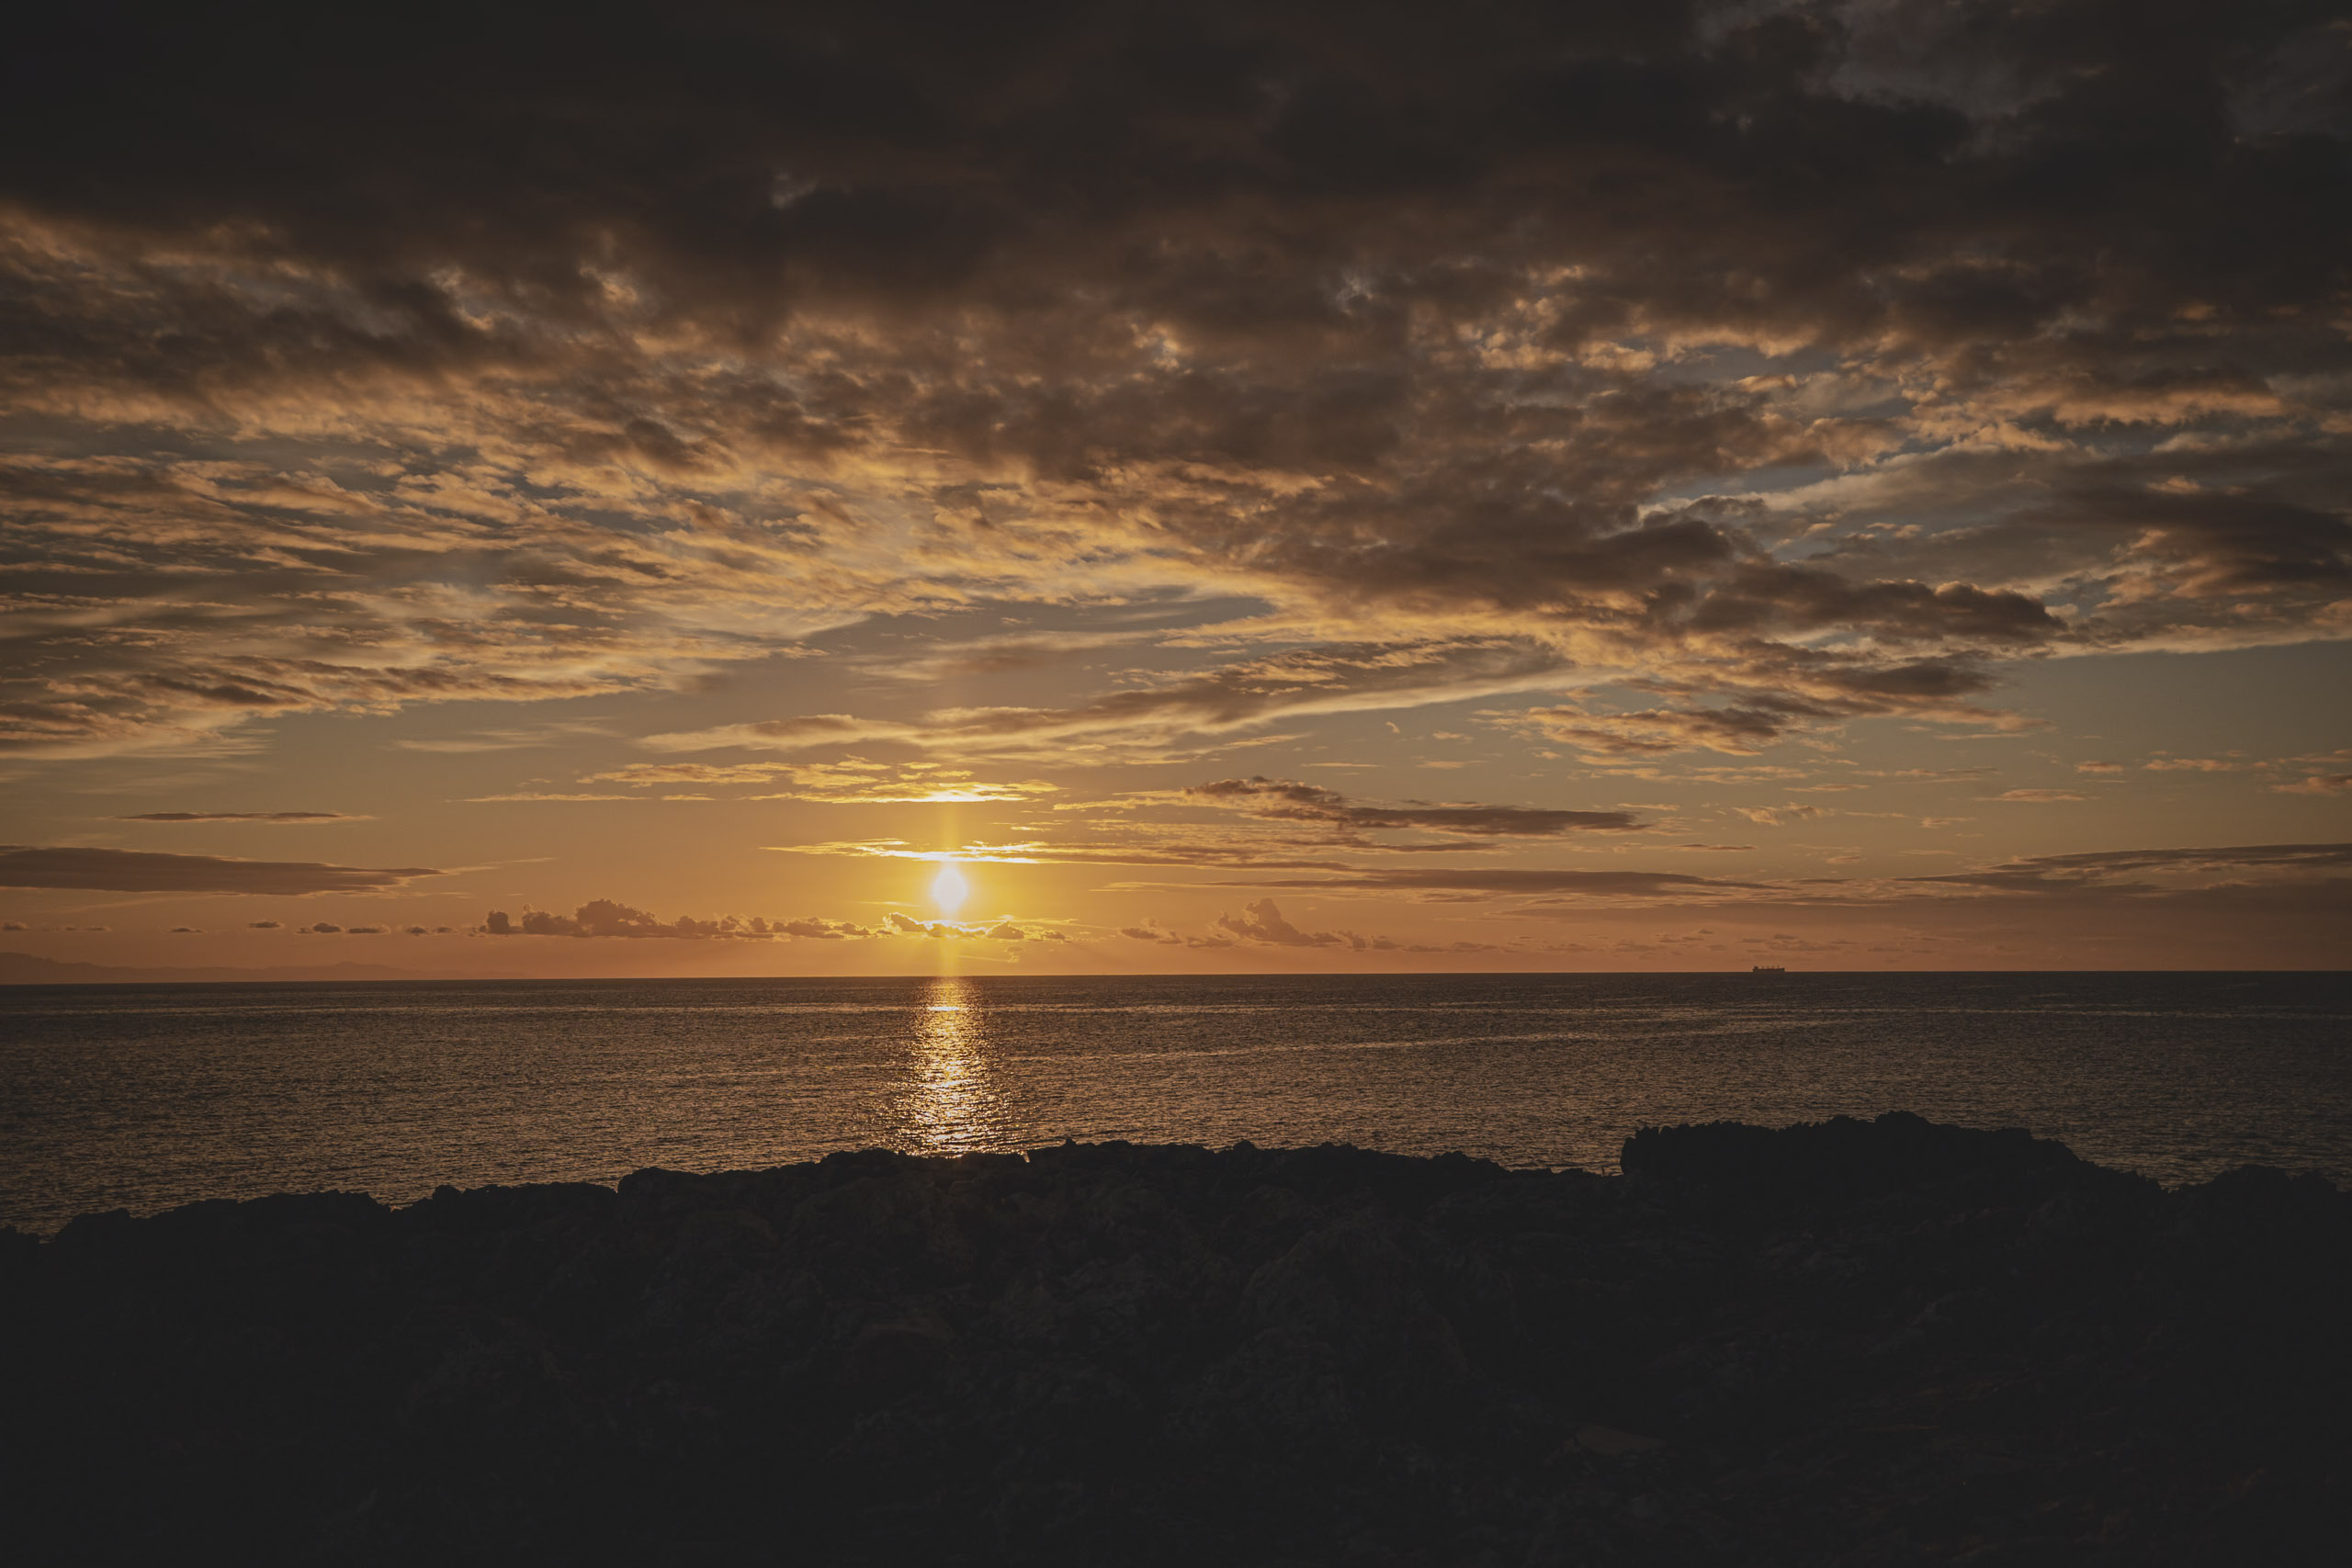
[
  {"xmin": 1, "ymin": 2, "xmax": 2346, "ymax": 972},
  {"xmin": 6, "ymin": 0, "xmax": 2346, "ymax": 765}
]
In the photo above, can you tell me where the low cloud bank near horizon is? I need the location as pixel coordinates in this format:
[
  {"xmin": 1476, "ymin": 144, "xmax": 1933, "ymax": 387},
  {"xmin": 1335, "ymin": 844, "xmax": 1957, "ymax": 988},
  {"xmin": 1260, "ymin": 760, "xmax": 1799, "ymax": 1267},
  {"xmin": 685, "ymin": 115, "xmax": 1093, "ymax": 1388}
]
[
  {"xmin": 479, "ymin": 899, "xmax": 1065, "ymax": 943},
  {"xmin": 482, "ymin": 900, "xmax": 866, "ymax": 942}
]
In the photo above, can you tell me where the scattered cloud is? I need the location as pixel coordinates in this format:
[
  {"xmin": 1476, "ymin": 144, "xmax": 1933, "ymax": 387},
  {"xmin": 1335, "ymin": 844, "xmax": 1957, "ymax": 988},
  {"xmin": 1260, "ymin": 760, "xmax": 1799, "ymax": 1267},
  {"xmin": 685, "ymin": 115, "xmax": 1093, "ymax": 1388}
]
[
  {"xmin": 882, "ymin": 911, "xmax": 1057, "ymax": 941},
  {"xmin": 777, "ymin": 917, "xmax": 874, "ymax": 940},
  {"xmin": 1193, "ymin": 897, "xmax": 1498, "ymax": 954},
  {"xmin": 1216, "ymin": 898, "xmax": 1348, "ymax": 949},
  {"xmin": 1984, "ymin": 789, "xmax": 2089, "ymax": 803},
  {"xmin": 1733, "ymin": 805, "xmax": 1827, "ymax": 826}
]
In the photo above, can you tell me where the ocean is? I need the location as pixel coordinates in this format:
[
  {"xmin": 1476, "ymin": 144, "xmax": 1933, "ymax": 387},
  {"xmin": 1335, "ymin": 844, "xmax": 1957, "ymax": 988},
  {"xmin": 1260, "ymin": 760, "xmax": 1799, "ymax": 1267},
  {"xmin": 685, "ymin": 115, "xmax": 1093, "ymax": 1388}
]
[{"xmin": 4, "ymin": 970, "xmax": 2347, "ymax": 1233}]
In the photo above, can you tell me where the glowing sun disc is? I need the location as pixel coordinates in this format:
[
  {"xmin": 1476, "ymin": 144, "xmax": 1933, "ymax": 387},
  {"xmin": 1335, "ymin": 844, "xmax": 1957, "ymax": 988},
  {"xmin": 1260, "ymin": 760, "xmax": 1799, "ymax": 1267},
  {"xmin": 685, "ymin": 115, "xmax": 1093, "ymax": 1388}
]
[{"xmin": 930, "ymin": 862, "xmax": 969, "ymax": 918}]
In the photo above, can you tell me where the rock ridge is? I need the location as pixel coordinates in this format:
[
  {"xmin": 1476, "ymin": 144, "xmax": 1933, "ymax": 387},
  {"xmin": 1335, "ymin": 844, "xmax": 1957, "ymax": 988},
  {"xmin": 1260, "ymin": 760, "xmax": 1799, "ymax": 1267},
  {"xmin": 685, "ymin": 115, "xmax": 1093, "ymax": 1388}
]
[{"xmin": 3, "ymin": 1112, "xmax": 2346, "ymax": 1565}]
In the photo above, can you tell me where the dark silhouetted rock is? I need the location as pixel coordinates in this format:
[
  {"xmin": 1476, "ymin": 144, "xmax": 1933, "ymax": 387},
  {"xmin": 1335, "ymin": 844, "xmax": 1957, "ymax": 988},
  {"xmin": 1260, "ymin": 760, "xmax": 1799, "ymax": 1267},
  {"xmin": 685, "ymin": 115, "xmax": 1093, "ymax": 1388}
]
[{"xmin": 2, "ymin": 1114, "xmax": 2346, "ymax": 1565}]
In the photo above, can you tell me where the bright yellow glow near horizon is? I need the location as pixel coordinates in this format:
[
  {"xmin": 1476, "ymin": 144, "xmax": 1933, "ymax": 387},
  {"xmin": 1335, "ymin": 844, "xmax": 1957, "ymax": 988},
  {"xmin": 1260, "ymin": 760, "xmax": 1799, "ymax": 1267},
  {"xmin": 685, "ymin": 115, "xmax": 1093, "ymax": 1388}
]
[{"xmin": 930, "ymin": 861, "xmax": 969, "ymax": 919}]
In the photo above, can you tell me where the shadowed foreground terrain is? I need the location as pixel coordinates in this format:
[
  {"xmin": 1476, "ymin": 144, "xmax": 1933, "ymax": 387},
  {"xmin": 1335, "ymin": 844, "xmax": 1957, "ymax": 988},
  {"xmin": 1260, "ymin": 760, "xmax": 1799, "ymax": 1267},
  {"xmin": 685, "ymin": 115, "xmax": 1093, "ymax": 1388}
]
[{"xmin": 5, "ymin": 1113, "xmax": 2346, "ymax": 1565}]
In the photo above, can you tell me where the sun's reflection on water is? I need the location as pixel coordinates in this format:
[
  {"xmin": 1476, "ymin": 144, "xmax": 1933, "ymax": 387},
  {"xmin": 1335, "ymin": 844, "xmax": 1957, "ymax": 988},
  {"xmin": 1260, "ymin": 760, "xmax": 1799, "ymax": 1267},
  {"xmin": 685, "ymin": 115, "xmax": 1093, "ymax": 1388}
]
[{"xmin": 895, "ymin": 976, "xmax": 1008, "ymax": 1155}]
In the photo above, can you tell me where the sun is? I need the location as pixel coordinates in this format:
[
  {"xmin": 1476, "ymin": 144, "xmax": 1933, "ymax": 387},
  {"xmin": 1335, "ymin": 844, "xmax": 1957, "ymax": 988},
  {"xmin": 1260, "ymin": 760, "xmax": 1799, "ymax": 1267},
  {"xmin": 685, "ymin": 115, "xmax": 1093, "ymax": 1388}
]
[{"xmin": 930, "ymin": 861, "xmax": 969, "ymax": 919}]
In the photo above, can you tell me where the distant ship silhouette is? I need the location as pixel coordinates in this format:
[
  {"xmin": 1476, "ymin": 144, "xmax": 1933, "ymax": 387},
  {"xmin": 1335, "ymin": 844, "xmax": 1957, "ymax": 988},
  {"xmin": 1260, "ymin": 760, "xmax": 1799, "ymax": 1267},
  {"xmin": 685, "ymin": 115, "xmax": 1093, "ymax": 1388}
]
[{"xmin": 1751, "ymin": 964, "xmax": 1787, "ymax": 974}]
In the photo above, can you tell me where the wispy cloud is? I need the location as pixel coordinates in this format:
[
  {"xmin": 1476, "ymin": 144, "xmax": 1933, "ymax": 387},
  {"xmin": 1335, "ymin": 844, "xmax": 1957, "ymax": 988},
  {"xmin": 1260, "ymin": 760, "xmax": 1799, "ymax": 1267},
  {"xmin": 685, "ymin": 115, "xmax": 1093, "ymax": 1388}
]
[
  {"xmin": 0, "ymin": 846, "xmax": 442, "ymax": 895},
  {"xmin": 1204, "ymin": 868, "xmax": 1767, "ymax": 898},
  {"xmin": 582, "ymin": 759, "xmax": 1059, "ymax": 804},
  {"xmin": 644, "ymin": 640, "xmax": 1577, "ymax": 764},
  {"xmin": 388, "ymin": 722, "xmax": 620, "ymax": 755},
  {"xmin": 1184, "ymin": 775, "xmax": 1642, "ymax": 838},
  {"xmin": 112, "ymin": 810, "xmax": 368, "ymax": 823}
]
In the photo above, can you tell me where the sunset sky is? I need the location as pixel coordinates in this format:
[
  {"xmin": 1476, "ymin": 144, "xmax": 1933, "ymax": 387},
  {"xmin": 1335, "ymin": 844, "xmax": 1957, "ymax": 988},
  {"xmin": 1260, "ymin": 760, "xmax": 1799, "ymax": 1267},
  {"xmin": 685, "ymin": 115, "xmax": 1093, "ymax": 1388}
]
[{"xmin": 3, "ymin": 0, "xmax": 2347, "ymax": 976}]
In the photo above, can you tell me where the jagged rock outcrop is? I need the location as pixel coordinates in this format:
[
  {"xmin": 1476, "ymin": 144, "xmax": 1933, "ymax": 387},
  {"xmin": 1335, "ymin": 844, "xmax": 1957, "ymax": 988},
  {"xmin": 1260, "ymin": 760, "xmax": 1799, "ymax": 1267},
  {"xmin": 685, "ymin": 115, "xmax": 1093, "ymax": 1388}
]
[{"xmin": 3, "ymin": 1113, "xmax": 2345, "ymax": 1565}]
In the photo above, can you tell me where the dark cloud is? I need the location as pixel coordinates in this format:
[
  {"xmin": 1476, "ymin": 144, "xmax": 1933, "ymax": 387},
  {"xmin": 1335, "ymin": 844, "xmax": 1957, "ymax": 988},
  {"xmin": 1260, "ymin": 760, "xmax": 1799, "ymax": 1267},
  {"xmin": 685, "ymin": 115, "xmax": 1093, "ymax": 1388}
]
[
  {"xmin": 1214, "ymin": 868, "xmax": 1765, "ymax": 897},
  {"xmin": 114, "ymin": 811, "xmax": 367, "ymax": 823},
  {"xmin": 1186, "ymin": 775, "xmax": 1642, "ymax": 837},
  {"xmin": 1, "ymin": 0, "xmax": 2346, "ymax": 762},
  {"xmin": 0, "ymin": 846, "xmax": 441, "ymax": 895},
  {"xmin": 1907, "ymin": 841, "xmax": 2352, "ymax": 897},
  {"xmin": 1503, "ymin": 654, "xmax": 2031, "ymax": 758}
]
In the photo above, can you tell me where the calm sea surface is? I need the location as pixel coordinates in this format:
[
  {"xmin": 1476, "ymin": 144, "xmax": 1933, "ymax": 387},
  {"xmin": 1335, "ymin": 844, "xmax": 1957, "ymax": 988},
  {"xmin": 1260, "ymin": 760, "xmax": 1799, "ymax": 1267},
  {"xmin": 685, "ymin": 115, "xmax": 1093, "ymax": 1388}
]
[{"xmin": 3, "ymin": 971, "xmax": 2347, "ymax": 1233}]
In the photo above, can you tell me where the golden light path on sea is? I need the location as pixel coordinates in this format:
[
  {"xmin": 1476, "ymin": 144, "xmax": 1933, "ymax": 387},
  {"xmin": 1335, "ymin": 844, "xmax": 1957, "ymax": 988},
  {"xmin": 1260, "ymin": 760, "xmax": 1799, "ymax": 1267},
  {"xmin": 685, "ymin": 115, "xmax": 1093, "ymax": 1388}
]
[{"xmin": 897, "ymin": 975, "xmax": 1005, "ymax": 1156}]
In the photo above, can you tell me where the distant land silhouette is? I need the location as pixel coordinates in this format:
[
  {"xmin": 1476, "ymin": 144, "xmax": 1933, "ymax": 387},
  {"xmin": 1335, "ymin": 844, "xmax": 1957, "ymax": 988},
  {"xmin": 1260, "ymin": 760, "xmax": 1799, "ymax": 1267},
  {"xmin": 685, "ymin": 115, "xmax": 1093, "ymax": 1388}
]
[{"xmin": 0, "ymin": 950, "xmax": 503, "ymax": 985}]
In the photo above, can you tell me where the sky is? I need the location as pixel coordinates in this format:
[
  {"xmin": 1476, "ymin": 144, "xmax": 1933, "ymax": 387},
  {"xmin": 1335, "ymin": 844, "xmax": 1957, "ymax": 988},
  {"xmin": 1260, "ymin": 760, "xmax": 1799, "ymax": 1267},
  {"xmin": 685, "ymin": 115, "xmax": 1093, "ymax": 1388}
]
[{"xmin": 3, "ymin": 0, "xmax": 2348, "ymax": 976}]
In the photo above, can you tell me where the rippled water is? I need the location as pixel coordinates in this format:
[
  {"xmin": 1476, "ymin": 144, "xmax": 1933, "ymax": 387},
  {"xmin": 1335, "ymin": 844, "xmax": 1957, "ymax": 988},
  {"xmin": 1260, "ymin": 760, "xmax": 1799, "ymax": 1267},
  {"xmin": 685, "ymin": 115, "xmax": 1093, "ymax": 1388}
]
[{"xmin": 3, "ymin": 971, "xmax": 2347, "ymax": 1231}]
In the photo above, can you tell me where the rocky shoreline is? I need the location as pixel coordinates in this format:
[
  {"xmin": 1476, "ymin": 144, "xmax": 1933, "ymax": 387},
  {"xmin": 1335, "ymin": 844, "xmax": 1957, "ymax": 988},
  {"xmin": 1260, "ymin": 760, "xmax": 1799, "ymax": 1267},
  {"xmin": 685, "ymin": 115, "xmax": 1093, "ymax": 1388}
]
[{"xmin": 5, "ymin": 1112, "xmax": 2346, "ymax": 1565}]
